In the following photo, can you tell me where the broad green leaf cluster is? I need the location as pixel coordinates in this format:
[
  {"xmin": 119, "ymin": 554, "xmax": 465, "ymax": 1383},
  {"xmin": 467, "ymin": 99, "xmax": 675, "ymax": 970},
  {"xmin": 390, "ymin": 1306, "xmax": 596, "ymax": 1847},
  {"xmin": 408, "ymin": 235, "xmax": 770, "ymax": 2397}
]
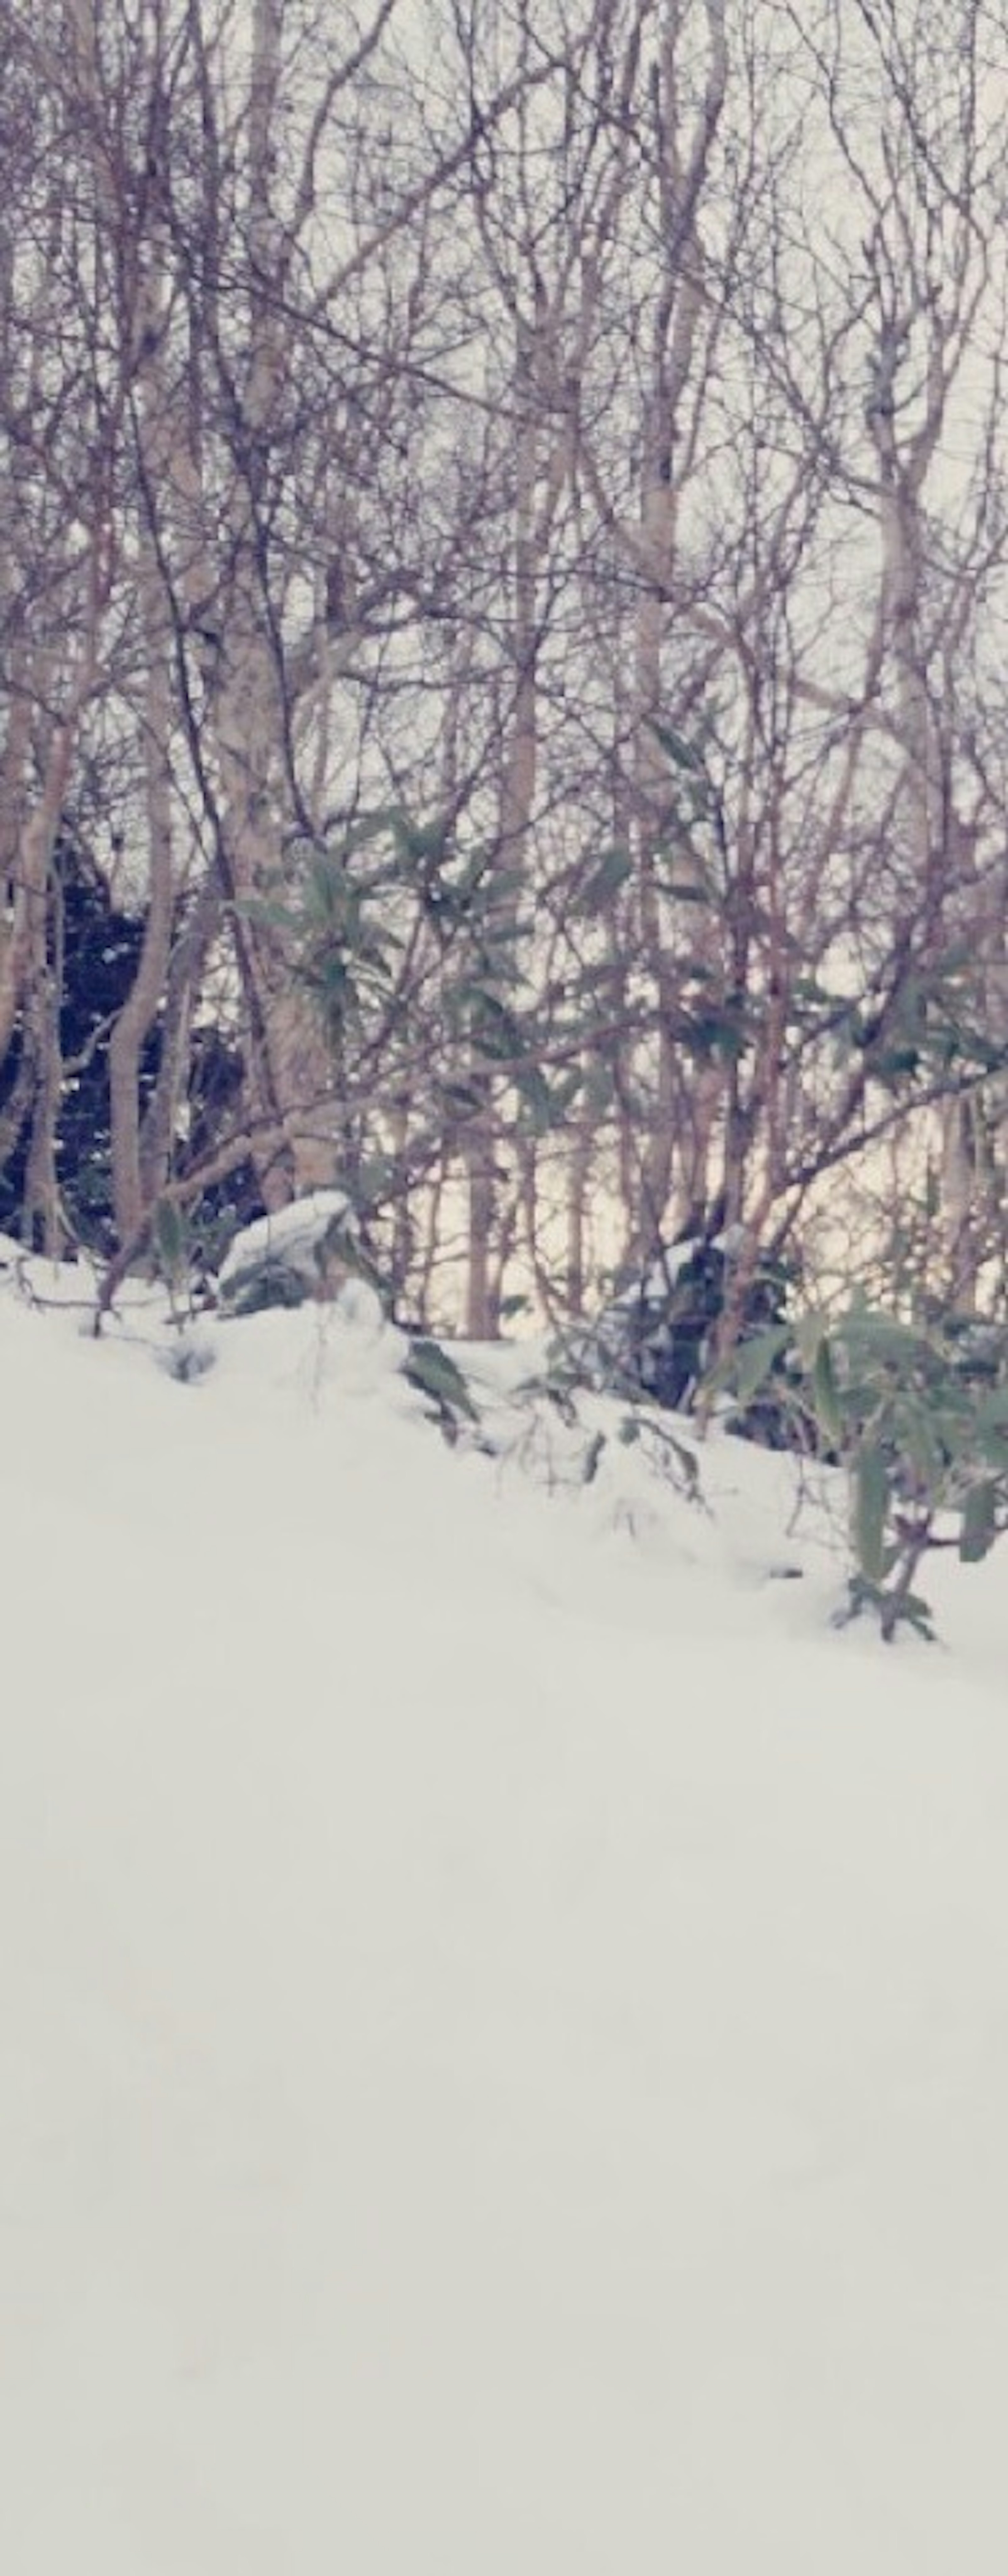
[{"xmin": 717, "ymin": 1303, "xmax": 1008, "ymax": 1640}]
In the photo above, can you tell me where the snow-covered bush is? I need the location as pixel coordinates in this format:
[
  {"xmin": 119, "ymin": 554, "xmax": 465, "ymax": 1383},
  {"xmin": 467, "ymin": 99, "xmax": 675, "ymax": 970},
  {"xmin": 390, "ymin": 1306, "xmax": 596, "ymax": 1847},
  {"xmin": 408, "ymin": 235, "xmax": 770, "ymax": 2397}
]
[
  {"xmin": 215, "ymin": 1192, "xmax": 362, "ymax": 1317},
  {"xmin": 718, "ymin": 1304, "xmax": 1008, "ymax": 1639},
  {"xmin": 581, "ymin": 1223, "xmax": 798, "ymax": 1437}
]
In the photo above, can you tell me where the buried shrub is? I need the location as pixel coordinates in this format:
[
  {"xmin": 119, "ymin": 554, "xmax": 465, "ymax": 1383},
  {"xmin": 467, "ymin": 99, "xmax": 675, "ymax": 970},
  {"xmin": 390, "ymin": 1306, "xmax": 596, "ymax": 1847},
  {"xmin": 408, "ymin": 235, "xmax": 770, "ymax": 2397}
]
[
  {"xmin": 214, "ymin": 1193, "xmax": 367, "ymax": 1317},
  {"xmin": 714, "ymin": 1304, "xmax": 1008, "ymax": 1639},
  {"xmin": 586, "ymin": 1230, "xmax": 1008, "ymax": 1637},
  {"xmin": 587, "ymin": 1220, "xmax": 799, "ymax": 1435}
]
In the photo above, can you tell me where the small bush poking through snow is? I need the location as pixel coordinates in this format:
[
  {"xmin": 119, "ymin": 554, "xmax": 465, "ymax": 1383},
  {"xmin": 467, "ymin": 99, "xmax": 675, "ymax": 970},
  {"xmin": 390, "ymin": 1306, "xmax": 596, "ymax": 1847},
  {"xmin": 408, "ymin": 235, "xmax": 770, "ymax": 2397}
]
[
  {"xmin": 586, "ymin": 1222, "xmax": 799, "ymax": 1441},
  {"xmin": 216, "ymin": 1192, "xmax": 366, "ymax": 1317},
  {"xmin": 714, "ymin": 1302, "xmax": 1008, "ymax": 1640}
]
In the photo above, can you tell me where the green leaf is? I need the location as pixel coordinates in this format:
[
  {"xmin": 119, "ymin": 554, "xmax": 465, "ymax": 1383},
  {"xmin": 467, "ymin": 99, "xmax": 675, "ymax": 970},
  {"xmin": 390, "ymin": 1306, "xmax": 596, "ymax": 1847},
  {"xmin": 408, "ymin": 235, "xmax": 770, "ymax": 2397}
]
[
  {"xmin": 238, "ymin": 895, "xmax": 304, "ymax": 933},
  {"xmin": 723, "ymin": 1324, "xmax": 791, "ymax": 1407},
  {"xmin": 838, "ymin": 1312, "xmax": 923, "ymax": 1359},
  {"xmin": 153, "ymin": 1198, "xmax": 186, "ymax": 1276},
  {"xmin": 353, "ymin": 1152, "xmax": 397, "ymax": 1204},
  {"xmin": 436, "ymin": 1075, "xmax": 487, "ymax": 1119},
  {"xmin": 854, "ymin": 1444, "xmax": 889, "ymax": 1584},
  {"xmin": 547, "ymin": 1069, "xmax": 586, "ymax": 1118},
  {"xmin": 515, "ymin": 1061, "xmax": 556, "ymax": 1130},
  {"xmin": 469, "ymin": 991, "xmax": 525, "ymax": 1062},
  {"xmin": 960, "ymin": 1479, "xmax": 1000, "ymax": 1564},
  {"xmin": 867, "ymin": 1044, "xmax": 921, "ymax": 1082},
  {"xmin": 582, "ymin": 1431, "xmax": 606, "ymax": 1485},
  {"xmin": 793, "ymin": 1312, "xmax": 826, "ymax": 1371},
  {"xmin": 894, "ymin": 1398, "xmax": 946, "ymax": 1495},
  {"xmin": 973, "ymin": 1386, "xmax": 1008, "ymax": 1431},
  {"xmin": 340, "ymin": 804, "xmax": 407, "ymax": 855},
  {"xmin": 582, "ymin": 1059, "xmax": 615, "ymax": 1111},
  {"xmin": 580, "ymin": 845, "xmax": 633, "ymax": 913},
  {"xmin": 677, "ymin": 1005, "xmax": 750, "ymax": 1064},
  {"xmin": 647, "ymin": 719, "xmax": 704, "ymax": 774},
  {"xmin": 403, "ymin": 1337, "xmax": 479, "ymax": 1423},
  {"xmin": 393, "ymin": 813, "xmax": 450, "ymax": 866}
]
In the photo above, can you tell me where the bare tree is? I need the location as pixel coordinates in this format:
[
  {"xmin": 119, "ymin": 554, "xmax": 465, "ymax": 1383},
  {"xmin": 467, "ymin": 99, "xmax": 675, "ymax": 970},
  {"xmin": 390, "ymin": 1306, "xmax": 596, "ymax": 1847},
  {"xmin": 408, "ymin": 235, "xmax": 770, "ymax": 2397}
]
[{"xmin": 3, "ymin": 0, "xmax": 1008, "ymax": 1337}]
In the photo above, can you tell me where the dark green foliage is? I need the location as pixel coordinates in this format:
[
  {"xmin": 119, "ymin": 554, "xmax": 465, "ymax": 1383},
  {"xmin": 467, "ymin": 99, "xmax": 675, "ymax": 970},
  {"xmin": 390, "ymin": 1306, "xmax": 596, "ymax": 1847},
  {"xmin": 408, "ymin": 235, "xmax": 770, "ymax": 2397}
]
[
  {"xmin": 846, "ymin": 947, "xmax": 1008, "ymax": 1090},
  {"xmin": 402, "ymin": 1335, "xmax": 481, "ymax": 1441},
  {"xmin": 614, "ymin": 1404, "xmax": 701, "ymax": 1499},
  {"xmin": 152, "ymin": 1196, "xmax": 187, "ymax": 1282},
  {"xmin": 594, "ymin": 1221, "xmax": 797, "ymax": 1431},
  {"xmin": 220, "ymin": 1261, "xmax": 311, "ymax": 1317},
  {"xmin": 0, "ymin": 833, "xmax": 160, "ymax": 1252},
  {"xmin": 0, "ymin": 832, "xmax": 264, "ymax": 1261},
  {"xmin": 217, "ymin": 1203, "xmax": 363, "ymax": 1318},
  {"xmin": 718, "ymin": 1302, "xmax": 1008, "ymax": 1640}
]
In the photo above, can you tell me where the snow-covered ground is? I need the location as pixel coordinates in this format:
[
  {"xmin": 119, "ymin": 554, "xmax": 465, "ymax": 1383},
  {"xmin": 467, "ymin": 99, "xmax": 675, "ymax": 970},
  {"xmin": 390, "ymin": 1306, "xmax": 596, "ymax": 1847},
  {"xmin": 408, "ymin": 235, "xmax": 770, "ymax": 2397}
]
[{"xmin": 3, "ymin": 1242, "xmax": 1008, "ymax": 2573}]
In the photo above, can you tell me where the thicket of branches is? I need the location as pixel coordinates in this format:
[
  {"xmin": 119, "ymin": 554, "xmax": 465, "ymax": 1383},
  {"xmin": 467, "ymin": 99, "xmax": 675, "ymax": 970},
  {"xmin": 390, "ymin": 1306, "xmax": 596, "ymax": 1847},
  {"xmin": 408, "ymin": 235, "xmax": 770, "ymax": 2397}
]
[{"xmin": 3, "ymin": 0, "xmax": 1008, "ymax": 1334}]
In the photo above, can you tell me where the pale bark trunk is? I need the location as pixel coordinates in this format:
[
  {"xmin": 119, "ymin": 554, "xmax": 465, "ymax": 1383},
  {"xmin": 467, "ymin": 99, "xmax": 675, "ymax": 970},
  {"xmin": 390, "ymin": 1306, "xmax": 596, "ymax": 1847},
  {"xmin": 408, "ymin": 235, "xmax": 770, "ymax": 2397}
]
[
  {"xmin": 630, "ymin": 0, "xmax": 727, "ymax": 1259},
  {"xmin": 206, "ymin": 0, "xmax": 338, "ymax": 1203},
  {"xmin": 466, "ymin": 321, "xmax": 540, "ymax": 1337}
]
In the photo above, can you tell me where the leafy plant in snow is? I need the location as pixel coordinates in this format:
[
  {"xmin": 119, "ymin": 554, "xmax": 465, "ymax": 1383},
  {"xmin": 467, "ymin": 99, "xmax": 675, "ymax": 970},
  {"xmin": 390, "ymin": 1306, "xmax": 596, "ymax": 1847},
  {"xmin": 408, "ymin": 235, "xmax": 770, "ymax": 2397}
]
[
  {"xmin": 579, "ymin": 1221, "xmax": 799, "ymax": 1440},
  {"xmin": 402, "ymin": 1336, "xmax": 482, "ymax": 1443},
  {"xmin": 215, "ymin": 1195, "xmax": 368, "ymax": 1317},
  {"xmin": 716, "ymin": 1303, "xmax": 1008, "ymax": 1639},
  {"xmin": 510, "ymin": 1333, "xmax": 702, "ymax": 1505}
]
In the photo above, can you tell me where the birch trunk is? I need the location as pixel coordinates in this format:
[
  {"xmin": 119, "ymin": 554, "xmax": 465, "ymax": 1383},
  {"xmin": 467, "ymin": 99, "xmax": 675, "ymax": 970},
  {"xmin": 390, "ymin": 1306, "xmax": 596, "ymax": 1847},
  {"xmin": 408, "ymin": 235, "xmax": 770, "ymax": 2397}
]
[
  {"xmin": 465, "ymin": 318, "xmax": 540, "ymax": 1337},
  {"xmin": 631, "ymin": 0, "xmax": 727, "ymax": 1257}
]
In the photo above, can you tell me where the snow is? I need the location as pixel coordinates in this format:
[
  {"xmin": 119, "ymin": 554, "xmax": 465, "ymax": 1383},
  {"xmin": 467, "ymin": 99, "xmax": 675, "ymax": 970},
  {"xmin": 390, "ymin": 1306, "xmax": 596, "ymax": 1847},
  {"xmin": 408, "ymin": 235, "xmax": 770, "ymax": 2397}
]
[
  {"xmin": 216, "ymin": 1189, "xmax": 352, "ymax": 1289},
  {"xmin": 2, "ymin": 1262, "xmax": 1008, "ymax": 2572}
]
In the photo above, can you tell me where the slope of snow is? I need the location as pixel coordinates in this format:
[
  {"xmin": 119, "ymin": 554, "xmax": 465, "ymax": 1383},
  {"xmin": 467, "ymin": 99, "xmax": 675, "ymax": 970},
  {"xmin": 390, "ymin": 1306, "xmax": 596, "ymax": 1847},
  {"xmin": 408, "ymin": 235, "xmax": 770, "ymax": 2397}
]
[{"xmin": 2, "ymin": 1266, "xmax": 1008, "ymax": 2573}]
